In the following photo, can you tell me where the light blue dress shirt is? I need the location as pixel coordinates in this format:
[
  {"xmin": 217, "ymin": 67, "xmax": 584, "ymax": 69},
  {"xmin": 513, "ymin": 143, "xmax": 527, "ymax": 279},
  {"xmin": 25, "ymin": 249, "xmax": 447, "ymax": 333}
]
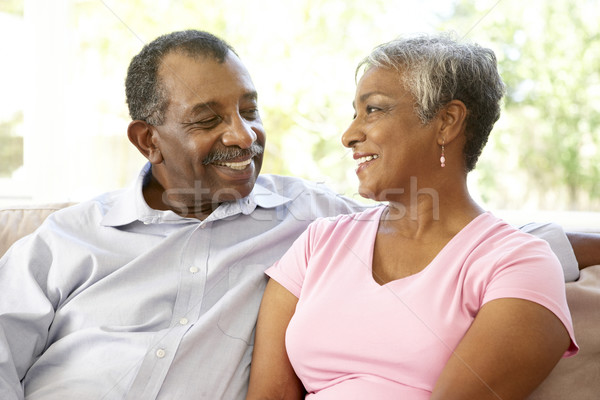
[{"xmin": 0, "ymin": 163, "xmax": 362, "ymax": 399}]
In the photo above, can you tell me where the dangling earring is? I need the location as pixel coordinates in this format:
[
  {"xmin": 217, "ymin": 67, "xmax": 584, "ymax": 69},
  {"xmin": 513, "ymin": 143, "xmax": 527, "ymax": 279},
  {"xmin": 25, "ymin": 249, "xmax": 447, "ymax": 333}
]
[{"xmin": 440, "ymin": 140, "xmax": 446, "ymax": 168}]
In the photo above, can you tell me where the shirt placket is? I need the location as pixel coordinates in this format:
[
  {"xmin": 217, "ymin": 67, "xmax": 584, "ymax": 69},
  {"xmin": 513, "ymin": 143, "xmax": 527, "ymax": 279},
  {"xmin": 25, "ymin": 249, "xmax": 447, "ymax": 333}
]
[{"xmin": 124, "ymin": 221, "xmax": 211, "ymax": 399}]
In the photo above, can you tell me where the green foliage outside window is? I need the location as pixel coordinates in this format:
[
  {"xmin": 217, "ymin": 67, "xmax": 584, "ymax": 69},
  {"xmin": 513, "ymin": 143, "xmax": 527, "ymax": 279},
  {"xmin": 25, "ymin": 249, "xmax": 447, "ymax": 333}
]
[
  {"xmin": 2, "ymin": 0, "xmax": 598, "ymax": 211},
  {"xmin": 442, "ymin": 0, "xmax": 600, "ymax": 210},
  {"xmin": 0, "ymin": 112, "xmax": 23, "ymax": 177}
]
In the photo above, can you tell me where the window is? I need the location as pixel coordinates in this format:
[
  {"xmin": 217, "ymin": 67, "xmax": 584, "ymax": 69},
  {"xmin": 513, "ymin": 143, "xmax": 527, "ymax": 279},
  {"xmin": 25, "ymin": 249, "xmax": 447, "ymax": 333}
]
[{"xmin": 1, "ymin": 0, "xmax": 598, "ymax": 231}]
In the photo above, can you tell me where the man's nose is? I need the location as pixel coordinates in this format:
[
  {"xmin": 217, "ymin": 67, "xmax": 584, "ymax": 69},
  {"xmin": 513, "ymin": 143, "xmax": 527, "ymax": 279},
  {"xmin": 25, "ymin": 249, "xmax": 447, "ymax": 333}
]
[{"xmin": 222, "ymin": 116, "xmax": 257, "ymax": 149}]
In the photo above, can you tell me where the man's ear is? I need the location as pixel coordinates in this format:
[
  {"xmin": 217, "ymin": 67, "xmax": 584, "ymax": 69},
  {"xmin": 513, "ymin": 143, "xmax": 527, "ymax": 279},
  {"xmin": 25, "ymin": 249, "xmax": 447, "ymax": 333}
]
[
  {"xmin": 437, "ymin": 99, "xmax": 467, "ymax": 145},
  {"xmin": 127, "ymin": 120, "xmax": 163, "ymax": 164}
]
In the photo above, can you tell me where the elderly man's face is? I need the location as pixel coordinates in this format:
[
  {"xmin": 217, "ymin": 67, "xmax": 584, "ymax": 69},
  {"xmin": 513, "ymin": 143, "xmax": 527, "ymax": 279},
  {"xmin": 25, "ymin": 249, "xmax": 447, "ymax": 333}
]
[{"xmin": 150, "ymin": 51, "xmax": 266, "ymax": 211}]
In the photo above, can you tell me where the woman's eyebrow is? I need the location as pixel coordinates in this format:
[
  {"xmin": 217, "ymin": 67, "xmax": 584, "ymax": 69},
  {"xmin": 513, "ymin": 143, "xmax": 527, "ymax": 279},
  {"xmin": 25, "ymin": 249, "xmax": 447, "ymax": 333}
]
[
  {"xmin": 359, "ymin": 91, "xmax": 386, "ymax": 103},
  {"xmin": 353, "ymin": 91, "xmax": 386, "ymax": 109}
]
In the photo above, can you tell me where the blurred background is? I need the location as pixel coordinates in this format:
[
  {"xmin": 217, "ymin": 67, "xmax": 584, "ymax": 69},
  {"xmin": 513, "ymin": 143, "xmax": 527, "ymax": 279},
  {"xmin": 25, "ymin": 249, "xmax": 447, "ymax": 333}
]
[{"xmin": 1, "ymin": 0, "xmax": 599, "ymax": 230}]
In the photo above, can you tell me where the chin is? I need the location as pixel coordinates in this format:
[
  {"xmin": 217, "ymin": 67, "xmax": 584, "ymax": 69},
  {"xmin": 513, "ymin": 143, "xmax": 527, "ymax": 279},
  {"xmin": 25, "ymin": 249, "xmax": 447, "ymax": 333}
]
[
  {"xmin": 358, "ymin": 186, "xmax": 377, "ymax": 201},
  {"xmin": 214, "ymin": 181, "xmax": 256, "ymax": 203}
]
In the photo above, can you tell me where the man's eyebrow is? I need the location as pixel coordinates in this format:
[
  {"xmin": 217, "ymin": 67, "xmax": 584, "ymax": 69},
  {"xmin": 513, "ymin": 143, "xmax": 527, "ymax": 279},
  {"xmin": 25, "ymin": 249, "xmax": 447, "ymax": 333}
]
[
  {"xmin": 189, "ymin": 101, "xmax": 219, "ymax": 117},
  {"xmin": 189, "ymin": 91, "xmax": 258, "ymax": 116},
  {"xmin": 242, "ymin": 91, "xmax": 258, "ymax": 102}
]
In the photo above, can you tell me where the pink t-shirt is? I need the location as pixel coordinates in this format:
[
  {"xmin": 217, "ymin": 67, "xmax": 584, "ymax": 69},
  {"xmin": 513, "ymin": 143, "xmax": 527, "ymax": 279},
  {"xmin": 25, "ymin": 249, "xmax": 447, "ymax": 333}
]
[{"xmin": 266, "ymin": 206, "xmax": 578, "ymax": 399}]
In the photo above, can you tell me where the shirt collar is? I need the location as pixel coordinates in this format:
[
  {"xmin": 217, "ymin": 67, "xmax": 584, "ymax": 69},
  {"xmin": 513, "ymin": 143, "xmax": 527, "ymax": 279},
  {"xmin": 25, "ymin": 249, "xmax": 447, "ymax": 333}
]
[{"xmin": 101, "ymin": 163, "xmax": 292, "ymax": 227}]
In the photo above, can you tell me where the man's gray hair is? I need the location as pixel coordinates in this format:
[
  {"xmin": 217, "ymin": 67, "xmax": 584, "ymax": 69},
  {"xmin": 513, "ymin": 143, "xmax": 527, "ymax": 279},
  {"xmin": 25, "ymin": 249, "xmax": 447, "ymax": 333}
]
[
  {"xmin": 125, "ymin": 30, "xmax": 237, "ymax": 126},
  {"xmin": 357, "ymin": 32, "xmax": 506, "ymax": 171}
]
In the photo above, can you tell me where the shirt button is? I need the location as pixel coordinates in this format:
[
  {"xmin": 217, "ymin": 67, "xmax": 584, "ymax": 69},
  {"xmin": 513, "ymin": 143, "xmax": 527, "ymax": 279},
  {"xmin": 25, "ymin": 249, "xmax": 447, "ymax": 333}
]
[
  {"xmin": 179, "ymin": 317, "xmax": 188, "ymax": 325},
  {"xmin": 189, "ymin": 266, "xmax": 199, "ymax": 274},
  {"xmin": 156, "ymin": 349, "xmax": 166, "ymax": 358}
]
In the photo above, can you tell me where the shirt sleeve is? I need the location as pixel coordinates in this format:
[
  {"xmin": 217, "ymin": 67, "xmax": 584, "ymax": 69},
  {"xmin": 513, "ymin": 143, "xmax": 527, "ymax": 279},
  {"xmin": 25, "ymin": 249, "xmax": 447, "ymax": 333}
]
[
  {"xmin": 0, "ymin": 232, "xmax": 55, "ymax": 400},
  {"xmin": 265, "ymin": 221, "xmax": 317, "ymax": 298},
  {"xmin": 519, "ymin": 222, "xmax": 579, "ymax": 282},
  {"xmin": 481, "ymin": 238, "xmax": 579, "ymax": 357}
]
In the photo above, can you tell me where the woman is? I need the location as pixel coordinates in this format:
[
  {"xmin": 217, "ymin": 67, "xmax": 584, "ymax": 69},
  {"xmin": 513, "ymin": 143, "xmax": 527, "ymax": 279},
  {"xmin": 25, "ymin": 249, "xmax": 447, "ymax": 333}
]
[{"xmin": 246, "ymin": 33, "xmax": 578, "ymax": 400}]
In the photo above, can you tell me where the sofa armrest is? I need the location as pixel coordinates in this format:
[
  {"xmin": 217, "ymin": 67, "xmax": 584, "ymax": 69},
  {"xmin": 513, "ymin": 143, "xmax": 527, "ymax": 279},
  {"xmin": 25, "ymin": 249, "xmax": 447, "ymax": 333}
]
[{"xmin": 0, "ymin": 203, "xmax": 74, "ymax": 257}]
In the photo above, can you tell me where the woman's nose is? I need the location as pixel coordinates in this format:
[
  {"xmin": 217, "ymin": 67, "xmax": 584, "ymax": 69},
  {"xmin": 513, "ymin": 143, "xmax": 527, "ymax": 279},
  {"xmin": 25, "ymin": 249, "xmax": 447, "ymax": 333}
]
[{"xmin": 341, "ymin": 119, "xmax": 365, "ymax": 148}]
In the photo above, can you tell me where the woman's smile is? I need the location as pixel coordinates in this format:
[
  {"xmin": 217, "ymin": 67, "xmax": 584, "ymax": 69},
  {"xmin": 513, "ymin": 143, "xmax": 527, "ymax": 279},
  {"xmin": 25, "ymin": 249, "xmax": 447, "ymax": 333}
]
[{"xmin": 353, "ymin": 152, "xmax": 380, "ymax": 174}]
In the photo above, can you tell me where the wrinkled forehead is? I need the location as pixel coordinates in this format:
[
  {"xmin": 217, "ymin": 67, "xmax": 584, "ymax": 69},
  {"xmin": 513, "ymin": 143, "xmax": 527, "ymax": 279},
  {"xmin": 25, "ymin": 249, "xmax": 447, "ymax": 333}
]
[{"xmin": 158, "ymin": 51, "xmax": 256, "ymax": 104}]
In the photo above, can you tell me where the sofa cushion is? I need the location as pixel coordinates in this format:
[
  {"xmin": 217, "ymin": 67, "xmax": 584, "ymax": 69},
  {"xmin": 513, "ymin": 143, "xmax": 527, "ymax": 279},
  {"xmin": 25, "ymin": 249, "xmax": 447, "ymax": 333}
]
[
  {"xmin": 529, "ymin": 264, "xmax": 600, "ymax": 399},
  {"xmin": 0, "ymin": 203, "xmax": 74, "ymax": 257}
]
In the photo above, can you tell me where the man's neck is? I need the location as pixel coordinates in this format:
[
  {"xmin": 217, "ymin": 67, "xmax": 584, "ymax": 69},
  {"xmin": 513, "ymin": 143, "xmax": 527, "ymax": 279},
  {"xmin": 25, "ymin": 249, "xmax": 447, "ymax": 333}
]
[{"xmin": 142, "ymin": 175, "xmax": 219, "ymax": 220}]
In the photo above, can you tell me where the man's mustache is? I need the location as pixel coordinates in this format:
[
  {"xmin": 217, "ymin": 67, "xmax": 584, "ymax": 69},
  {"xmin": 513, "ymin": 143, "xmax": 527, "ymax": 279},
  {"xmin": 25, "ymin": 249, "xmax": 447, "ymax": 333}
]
[{"xmin": 202, "ymin": 142, "xmax": 264, "ymax": 165}]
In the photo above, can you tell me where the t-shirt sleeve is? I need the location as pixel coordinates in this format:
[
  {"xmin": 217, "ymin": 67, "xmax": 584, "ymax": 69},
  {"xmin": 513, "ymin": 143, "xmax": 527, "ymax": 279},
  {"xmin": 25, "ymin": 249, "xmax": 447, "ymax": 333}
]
[
  {"xmin": 481, "ymin": 238, "xmax": 579, "ymax": 356},
  {"xmin": 265, "ymin": 222, "xmax": 316, "ymax": 298}
]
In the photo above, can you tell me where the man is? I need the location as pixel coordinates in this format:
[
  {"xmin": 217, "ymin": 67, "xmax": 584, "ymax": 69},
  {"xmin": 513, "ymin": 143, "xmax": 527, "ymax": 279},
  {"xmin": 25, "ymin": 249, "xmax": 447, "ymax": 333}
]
[{"xmin": 0, "ymin": 30, "xmax": 585, "ymax": 399}]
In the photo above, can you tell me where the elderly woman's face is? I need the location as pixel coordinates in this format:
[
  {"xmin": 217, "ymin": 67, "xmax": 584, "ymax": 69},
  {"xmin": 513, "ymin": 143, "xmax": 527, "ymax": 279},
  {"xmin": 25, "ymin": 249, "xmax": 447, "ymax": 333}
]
[{"xmin": 342, "ymin": 66, "xmax": 439, "ymax": 201}]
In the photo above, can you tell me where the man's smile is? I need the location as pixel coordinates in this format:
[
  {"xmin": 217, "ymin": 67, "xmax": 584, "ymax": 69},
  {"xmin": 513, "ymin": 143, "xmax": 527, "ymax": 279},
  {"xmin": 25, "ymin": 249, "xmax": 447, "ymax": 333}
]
[{"xmin": 212, "ymin": 158, "xmax": 253, "ymax": 170}]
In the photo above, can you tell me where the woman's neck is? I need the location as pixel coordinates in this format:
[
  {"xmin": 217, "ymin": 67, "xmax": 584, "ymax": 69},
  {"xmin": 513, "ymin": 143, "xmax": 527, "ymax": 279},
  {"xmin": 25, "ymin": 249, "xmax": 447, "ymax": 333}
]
[{"xmin": 382, "ymin": 183, "xmax": 484, "ymax": 239}]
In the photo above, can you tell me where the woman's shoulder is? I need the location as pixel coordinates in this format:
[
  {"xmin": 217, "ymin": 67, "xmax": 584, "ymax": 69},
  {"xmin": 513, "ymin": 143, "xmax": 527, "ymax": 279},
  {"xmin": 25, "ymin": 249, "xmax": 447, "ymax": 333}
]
[
  {"xmin": 299, "ymin": 205, "xmax": 385, "ymax": 250},
  {"xmin": 465, "ymin": 212, "xmax": 547, "ymax": 244},
  {"xmin": 460, "ymin": 212, "xmax": 560, "ymax": 269},
  {"xmin": 311, "ymin": 204, "xmax": 385, "ymax": 230}
]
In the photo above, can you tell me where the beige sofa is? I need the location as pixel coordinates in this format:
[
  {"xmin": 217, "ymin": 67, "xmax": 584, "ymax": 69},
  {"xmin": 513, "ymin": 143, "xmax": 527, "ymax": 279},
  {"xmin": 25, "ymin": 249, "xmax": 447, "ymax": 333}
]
[{"xmin": 1, "ymin": 204, "xmax": 599, "ymax": 397}]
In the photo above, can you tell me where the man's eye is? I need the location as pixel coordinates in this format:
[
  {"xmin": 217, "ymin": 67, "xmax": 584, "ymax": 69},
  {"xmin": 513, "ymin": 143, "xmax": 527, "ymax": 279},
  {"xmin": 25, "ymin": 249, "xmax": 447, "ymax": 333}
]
[
  {"xmin": 241, "ymin": 108, "xmax": 259, "ymax": 120},
  {"xmin": 366, "ymin": 106, "xmax": 379, "ymax": 114},
  {"xmin": 193, "ymin": 116, "xmax": 222, "ymax": 129}
]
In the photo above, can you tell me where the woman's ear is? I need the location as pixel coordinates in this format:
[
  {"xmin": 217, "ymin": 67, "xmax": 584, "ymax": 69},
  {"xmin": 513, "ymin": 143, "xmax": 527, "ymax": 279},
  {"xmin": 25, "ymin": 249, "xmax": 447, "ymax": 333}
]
[
  {"xmin": 437, "ymin": 99, "xmax": 467, "ymax": 145},
  {"xmin": 127, "ymin": 120, "xmax": 163, "ymax": 164}
]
